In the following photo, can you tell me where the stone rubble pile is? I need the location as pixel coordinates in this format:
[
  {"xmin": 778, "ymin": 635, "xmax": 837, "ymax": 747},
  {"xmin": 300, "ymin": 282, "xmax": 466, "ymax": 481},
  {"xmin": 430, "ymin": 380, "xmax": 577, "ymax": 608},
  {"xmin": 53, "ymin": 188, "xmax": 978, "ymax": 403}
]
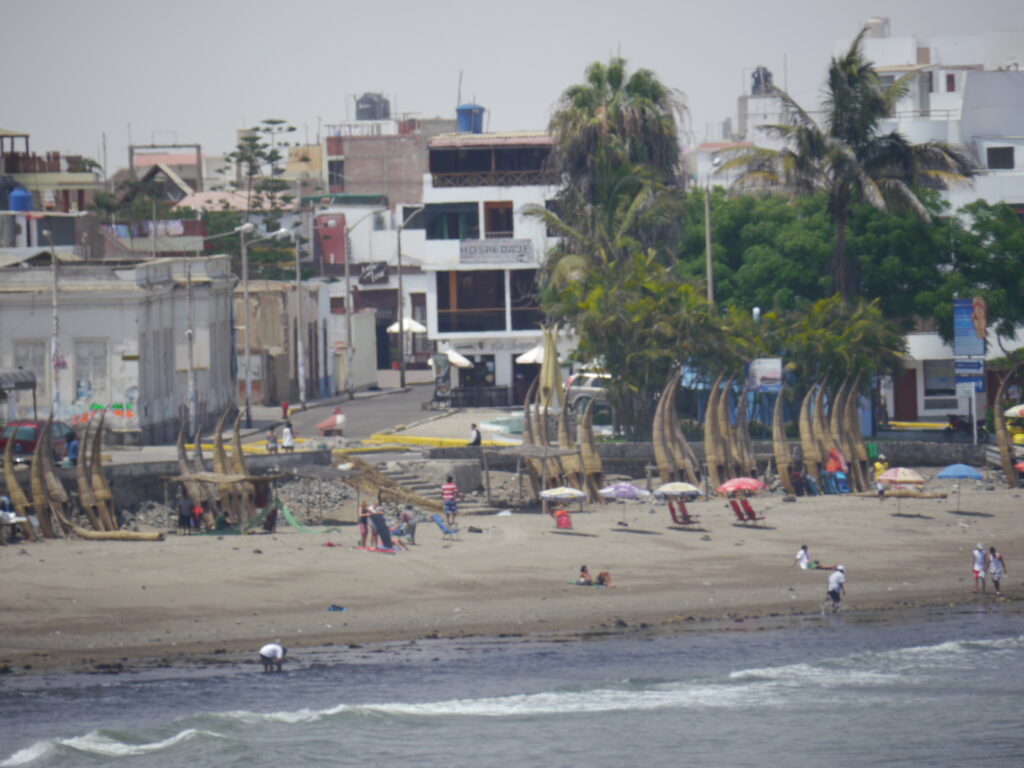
[{"xmin": 274, "ymin": 478, "xmax": 354, "ymax": 523}]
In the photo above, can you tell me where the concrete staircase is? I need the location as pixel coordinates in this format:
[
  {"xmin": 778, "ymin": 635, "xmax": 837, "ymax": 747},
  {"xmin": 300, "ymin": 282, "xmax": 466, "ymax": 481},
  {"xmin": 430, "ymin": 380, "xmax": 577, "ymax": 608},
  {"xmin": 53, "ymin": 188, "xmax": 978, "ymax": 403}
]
[{"xmin": 380, "ymin": 467, "xmax": 502, "ymax": 515}]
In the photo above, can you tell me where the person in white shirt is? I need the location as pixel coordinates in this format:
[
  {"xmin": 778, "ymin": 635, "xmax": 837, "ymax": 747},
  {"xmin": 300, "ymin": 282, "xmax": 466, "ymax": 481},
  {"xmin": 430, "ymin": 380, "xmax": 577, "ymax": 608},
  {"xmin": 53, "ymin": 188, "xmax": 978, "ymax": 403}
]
[
  {"xmin": 972, "ymin": 544, "xmax": 987, "ymax": 593},
  {"xmin": 988, "ymin": 547, "xmax": 1007, "ymax": 596},
  {"xmin": 827, "ymin": 566, "xmax": 846, "ymax": 613},
  {"xmin": 281, "ymin": 422, "xmax": 295, "ymax": 453},
  {"xmin": 794, "ymin": 545, "xmax": 810, "ymax": 569},
  {"xmin": 259, "ymin": 642, "xmax": 287, "ymax": 672}
]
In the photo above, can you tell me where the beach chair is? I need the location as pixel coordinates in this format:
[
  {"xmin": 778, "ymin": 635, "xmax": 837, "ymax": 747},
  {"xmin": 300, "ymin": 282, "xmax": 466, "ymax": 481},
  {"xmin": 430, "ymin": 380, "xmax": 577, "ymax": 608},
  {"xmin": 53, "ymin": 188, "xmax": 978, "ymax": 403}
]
[
  {"xmin": 432, "ymin": 513, "xmax": 460, "ymax": 541},
  {"xmin": 554, "ymin": 509, "xmax": 572, "ymax": 529},
  {"xmin": 729, "ymin": 499, "xmax": 748, "ymax": 525},
  {"xmin": 668, "ymin": 499, "xmax": 700, "ymax": 528},
  {"xmin": 740, "ymin": 497, "xmax": 766, "ymax": 526}
]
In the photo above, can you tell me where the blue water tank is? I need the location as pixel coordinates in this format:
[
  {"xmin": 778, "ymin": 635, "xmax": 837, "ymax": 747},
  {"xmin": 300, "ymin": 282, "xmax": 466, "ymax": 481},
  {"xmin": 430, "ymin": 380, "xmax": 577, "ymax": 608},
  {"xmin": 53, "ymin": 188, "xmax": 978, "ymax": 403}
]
[
  {"xmin": 456, "ymin": 104, "xmax": 485, "ymax": 133},
  {"xmin": 9, "ymin": 186, "xmax": 32, "ymax": 211}
]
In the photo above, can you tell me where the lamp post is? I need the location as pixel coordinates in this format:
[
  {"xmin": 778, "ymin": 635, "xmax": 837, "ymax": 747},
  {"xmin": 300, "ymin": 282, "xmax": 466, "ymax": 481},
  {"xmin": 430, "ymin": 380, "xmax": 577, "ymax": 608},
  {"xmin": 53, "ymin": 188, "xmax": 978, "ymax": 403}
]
[
  {"xmin": 41, "ymin": 229, "xmax": 60, "ymax": 417},
  {"xmin": 239, "ymin": 225, "xmax": 288, "ymax": 427},
  {"xmin": 396, "ymin": 205, "xmax": 424, "ymax": 389},
  {"xmin": 704, "ymin": 155, "xmax": 721, "ymax": 306},
  {"xmin": 342, "ymin": 208, "xmax": 385, "ymax": 400}
]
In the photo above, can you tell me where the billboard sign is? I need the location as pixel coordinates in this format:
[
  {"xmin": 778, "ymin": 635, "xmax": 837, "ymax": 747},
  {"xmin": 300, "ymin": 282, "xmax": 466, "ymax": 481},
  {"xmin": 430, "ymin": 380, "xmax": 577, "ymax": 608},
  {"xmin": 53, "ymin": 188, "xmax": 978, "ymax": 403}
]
[
  {"xmin": 952, "ymin": 297, "xmax": 986, "ymax": 357},
  {"xmin": 747, "ymin": 358, "xmax": 782, "ymax": 393}
]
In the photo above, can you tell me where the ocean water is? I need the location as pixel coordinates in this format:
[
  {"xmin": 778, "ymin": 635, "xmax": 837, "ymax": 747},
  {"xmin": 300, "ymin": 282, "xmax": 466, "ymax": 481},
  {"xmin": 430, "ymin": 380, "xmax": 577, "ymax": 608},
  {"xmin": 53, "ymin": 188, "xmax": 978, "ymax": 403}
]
[{"xmin": 2, "ymin": 606, "xmax": 1022, "ymax": 768}]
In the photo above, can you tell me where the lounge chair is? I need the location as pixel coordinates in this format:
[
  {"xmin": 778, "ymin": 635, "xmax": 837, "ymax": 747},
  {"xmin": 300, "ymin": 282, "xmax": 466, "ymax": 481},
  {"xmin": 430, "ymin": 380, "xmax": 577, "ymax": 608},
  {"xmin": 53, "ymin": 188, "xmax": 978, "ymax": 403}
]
[
  {"xmin": 740, "ymin": 497, "xmax": 766, "ymax": 526},
  {"xmin": 554, "ymin": 509, "xmax": 572, "ymax": 529},
  {"xmin": 432, "ymin": 513, "xmax": 460, "ymax": 541},
  {"xmin": 729, "ymin": 499, "xmax": 748, "ymax": 525},
  {"xmin": 668, "ymin": 499, "xmax": 701, "ymax": 528}
]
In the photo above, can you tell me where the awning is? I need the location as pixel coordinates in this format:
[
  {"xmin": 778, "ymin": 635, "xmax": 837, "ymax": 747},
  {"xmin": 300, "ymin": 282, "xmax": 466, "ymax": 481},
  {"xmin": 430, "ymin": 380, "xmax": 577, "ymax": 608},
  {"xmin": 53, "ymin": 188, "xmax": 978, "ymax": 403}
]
[{"xmin": 0, "ymin": 368, "xmax": 36, "ymax": 392}]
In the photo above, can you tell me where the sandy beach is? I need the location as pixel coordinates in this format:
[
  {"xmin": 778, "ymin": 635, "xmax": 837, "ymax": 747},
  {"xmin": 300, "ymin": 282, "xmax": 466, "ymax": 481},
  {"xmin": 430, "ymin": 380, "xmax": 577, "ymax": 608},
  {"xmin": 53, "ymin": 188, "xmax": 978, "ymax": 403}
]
[{"xmin": 1, "ymin": 474, "xmax": 1019, "ymax": 677}]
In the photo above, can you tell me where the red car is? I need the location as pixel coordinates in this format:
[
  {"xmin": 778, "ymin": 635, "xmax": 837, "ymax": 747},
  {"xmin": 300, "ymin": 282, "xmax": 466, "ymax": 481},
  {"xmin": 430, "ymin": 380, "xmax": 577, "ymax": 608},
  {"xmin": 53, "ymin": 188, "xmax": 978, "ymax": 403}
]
[{"xmin": 0, "ymin": 420, "xmax": 75, "ymax": 465}]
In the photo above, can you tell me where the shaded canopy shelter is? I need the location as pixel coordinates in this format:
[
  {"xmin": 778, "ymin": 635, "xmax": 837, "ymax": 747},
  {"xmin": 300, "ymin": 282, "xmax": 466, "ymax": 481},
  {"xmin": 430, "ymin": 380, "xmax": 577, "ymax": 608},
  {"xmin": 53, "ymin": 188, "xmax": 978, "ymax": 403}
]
[
  {"xmin": 0, "ymin": 368, "xmax": 38, "ymax": 418},
  {"xmin": 482, "ymin": 444, "xmax": 582, "ymax": 505}
]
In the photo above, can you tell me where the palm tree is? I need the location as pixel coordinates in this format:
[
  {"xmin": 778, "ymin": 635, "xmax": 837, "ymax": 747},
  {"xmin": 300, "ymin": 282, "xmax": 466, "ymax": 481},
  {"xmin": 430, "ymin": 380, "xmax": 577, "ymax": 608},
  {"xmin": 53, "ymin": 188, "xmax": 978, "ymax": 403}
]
[
  {"xmin": 723, "ymin": 27, "xmax": 976, "ymax": 299},
  {"xmin": 548, "ymin": 57, "xmax": 686, "ymax": 205}
]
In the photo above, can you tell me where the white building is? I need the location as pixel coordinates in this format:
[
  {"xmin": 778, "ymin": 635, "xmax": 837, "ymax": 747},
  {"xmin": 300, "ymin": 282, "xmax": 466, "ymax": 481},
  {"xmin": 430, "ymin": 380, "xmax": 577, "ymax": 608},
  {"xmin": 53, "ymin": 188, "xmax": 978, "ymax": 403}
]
[{"xmin": 0, "ymin": 254, "xmax": 236, "ymax": 444}]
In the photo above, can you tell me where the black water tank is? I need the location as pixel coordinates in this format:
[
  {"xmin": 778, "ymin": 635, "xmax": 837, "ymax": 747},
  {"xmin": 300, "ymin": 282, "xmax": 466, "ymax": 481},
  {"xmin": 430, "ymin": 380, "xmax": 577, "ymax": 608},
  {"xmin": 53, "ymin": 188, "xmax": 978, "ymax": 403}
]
[{"xmin": 356, "ymin": 93, "xmax": 391, "ymax": 120}]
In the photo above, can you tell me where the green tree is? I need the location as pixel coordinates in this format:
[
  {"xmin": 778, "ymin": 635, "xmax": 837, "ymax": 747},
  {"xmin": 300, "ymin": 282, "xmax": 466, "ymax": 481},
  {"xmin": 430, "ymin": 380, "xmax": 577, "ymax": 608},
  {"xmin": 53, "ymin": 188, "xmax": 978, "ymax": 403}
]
[
  {"xmin": 919, "ymin": 199, "xmax": 1024, "ymax": 349},
  {"xmin": 723, "ymin": 27, "xmax": 976, "ymax": 299},
  {"xmin": 548, "ymin": 57, "xmax": 685, "ymax": 205}
]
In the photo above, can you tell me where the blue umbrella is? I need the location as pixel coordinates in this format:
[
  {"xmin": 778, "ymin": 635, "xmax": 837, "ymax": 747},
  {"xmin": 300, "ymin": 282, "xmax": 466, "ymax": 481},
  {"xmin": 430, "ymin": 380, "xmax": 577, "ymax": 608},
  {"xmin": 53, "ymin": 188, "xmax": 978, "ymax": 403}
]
[
  {"xmin": 937, "ymin": 463, "xmax": 982, "ymax": 512},
  {"xmin": 937, "ymin": 463, "xmax": 982, "ymax": 480}
]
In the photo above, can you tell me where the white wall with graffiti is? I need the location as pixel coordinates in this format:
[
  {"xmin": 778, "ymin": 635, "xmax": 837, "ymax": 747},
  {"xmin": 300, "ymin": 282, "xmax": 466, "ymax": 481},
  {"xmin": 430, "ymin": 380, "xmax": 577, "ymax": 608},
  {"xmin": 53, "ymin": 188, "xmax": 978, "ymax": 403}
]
[{"xmin": 0, "ymin": 255, "xmax": 236, "ymax": 444}]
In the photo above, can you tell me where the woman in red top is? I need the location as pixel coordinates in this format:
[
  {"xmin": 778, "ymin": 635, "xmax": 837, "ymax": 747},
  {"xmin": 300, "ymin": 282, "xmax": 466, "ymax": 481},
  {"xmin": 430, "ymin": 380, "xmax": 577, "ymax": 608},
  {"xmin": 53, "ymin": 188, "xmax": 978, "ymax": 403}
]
[{"xmin": 441, "ymin": 476, "xmax": 459, "ymax": 527}]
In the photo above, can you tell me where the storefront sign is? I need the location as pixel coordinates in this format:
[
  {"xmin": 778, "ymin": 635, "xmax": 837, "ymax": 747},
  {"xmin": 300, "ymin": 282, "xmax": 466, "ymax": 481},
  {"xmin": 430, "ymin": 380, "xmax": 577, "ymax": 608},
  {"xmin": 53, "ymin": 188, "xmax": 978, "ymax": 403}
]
[
  {"xmin": 358, "ymin": 261, "xmax": 389, "ymax": 284},
  {"xmin": 459, "ymin": 239, "xmax": 533, "ymax": 264}
]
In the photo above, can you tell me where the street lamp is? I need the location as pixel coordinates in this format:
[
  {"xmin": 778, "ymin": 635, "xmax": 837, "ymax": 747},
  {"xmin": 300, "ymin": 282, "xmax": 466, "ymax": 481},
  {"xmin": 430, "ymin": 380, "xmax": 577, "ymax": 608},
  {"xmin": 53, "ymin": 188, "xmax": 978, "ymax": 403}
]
[
  {"xmin": 239, "ymin": 224, "xmax": 288, "ymax": 427},
  {"xmin": 396, "ymin": 205, "xmax": 425, "ymax": 389},
  {"xmin": 704, "ymin": 155, "xmax": 722, "ymax": 306},
  {"xmin": 342, "ymin": 208, "xmax": 385, "ymax": 400}
]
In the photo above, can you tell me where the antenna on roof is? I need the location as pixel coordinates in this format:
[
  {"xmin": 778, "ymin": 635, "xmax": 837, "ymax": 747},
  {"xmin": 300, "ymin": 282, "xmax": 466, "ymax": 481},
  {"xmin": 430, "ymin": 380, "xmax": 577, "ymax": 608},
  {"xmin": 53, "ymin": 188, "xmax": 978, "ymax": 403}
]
[{"xmin": 457, "ymin": 70, "xmax": 463, "ymax": 108}]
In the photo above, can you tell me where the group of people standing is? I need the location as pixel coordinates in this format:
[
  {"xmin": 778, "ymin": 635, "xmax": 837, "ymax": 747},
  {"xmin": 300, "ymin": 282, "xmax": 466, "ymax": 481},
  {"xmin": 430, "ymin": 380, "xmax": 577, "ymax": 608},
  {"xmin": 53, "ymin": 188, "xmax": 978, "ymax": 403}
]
[{"xmin": 265, "ymin": 422, "xmax": 295, "ymax": 455}]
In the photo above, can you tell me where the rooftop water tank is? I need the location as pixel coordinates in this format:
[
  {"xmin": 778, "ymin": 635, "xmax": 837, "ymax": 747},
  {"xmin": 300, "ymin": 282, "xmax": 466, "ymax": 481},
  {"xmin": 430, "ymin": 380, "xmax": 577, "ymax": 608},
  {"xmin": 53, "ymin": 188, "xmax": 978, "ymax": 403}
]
[
  {"xmin": 8, "ymin": 186, "xmax": 32, "ymax": 211},
  {"xmin": 356, "ymin": 92, "xmax": 391, "ymax": 121},
  {"xmin": 456, "ymin": 104, "xmax": 485, "ymax": 133}
]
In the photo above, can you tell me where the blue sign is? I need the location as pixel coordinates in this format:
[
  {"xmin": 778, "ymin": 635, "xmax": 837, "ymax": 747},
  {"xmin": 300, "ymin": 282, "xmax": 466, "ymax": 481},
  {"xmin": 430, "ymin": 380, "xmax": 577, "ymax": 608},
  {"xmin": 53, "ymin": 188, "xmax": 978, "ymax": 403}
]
[{"xmin": 952, "ymin": 298, "xmax": 985, "ymax": 357}]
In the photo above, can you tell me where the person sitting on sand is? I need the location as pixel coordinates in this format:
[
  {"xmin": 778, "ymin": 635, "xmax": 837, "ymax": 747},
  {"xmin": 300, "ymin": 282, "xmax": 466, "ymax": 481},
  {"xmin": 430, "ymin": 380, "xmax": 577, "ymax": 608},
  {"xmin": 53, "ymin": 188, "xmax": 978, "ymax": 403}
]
[
  {"xmin": 595, "ymin": 570, "xmax": 614, "ymax": 587},
  {"xmin": 577, "ymin": 565, "xmax": 593, "ymax": 585},
  {"xmin": 793, "ymin": 545, "xmax": 836, "ymax": 570},
  {"xmin": 259, "ymin": 642, "xmax": 287, "ymax": 672}
]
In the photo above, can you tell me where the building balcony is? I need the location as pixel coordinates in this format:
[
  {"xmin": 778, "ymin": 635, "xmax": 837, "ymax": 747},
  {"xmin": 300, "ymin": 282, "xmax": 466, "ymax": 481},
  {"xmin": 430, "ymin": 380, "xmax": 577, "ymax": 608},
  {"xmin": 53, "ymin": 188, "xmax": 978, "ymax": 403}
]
[
  {"xmin": 437, "ymin": 309, "xmax": 506, "ymax": 334},
  {"xmin": 430, "ymin": 170, "xmax": 559, "ymax": 188}
]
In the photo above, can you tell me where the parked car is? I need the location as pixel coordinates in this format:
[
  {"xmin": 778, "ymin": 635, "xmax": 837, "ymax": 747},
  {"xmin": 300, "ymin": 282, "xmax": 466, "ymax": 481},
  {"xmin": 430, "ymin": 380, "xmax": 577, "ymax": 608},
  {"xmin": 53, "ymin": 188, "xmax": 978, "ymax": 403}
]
[
  {"xmin": 0, "ymin": 420, "xmax": 75, "ymax": 465},
  {"xmin": 564, "ymin": 372, "xmax": 612, "ymax": 413}
]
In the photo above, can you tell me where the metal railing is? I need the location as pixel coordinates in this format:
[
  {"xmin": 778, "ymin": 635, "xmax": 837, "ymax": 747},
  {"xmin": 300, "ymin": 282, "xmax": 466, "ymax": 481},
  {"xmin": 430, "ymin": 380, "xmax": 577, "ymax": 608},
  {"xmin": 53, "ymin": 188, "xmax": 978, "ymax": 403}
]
[{"xmin": 431, "ymin": 170, "xmax": 558, "ymax": 188}]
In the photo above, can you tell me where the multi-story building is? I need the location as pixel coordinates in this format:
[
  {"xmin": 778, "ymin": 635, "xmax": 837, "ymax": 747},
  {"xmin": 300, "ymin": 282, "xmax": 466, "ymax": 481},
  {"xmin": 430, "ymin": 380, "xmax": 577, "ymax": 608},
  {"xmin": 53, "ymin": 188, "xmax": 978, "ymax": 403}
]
[{"xmin": 1, "ymin": 128, "xmax": 103, "ymax": 213}]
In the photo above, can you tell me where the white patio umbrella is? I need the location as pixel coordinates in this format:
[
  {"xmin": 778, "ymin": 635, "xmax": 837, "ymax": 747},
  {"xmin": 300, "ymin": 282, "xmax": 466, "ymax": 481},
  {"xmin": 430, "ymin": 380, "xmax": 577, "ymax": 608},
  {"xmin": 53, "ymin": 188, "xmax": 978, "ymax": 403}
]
[
  {"xmin": 386, "ymin": 317, "xmax": 427, "ymax": 334},
  {"xmin": 446, "ymin": 348, "xmax": 473, "ymax": 369},
  {"xmin": 515, "ymin": 344, "xmax": 545, "ymax": 365}
]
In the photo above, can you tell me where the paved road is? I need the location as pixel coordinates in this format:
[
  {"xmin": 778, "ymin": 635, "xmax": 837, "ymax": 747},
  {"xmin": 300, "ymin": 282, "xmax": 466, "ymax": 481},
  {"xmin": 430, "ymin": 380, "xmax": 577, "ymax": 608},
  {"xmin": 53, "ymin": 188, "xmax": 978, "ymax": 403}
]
[{"xmin": 262, "ymin": 386, "xmax": 437, "ymax": 442}]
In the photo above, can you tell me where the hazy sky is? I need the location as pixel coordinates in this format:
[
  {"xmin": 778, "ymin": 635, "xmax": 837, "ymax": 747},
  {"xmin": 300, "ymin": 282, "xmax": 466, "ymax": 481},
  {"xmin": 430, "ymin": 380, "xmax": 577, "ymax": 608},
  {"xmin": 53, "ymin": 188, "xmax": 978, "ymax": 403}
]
[{"xmin": 5, "ymin": 0, "xmax": 1023, "ymax": 173}]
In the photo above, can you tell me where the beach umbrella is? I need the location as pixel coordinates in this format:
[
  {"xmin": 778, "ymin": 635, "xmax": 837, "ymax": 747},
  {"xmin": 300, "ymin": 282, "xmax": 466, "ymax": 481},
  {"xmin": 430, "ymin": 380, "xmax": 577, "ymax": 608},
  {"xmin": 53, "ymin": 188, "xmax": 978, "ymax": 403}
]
[
  {"xmin": 937, "ymin": 463, "xmax": 982, "ymax": 513},
  {"xmin": 598, "ymin": 482, "xmax": 651, "ymax": 500},
  {"xmin": 878, "ymin": 466, "xmax": 925, "ymax": 515},
  {"xmin": 717, "ymin": 477, "xmax": 766, "ymax": 495},
  {"xmin": 539, "ymin": 486, "xmax": 586, "ymax": 501},
  {"xmin": 877, "ymin": 467, "xmax": 925, "ymax": 485},
  {"xmin": 1002, "ymin": 404, "xmax": 1024, "ymax": 418},
  {"xmin": 386, "ymin": 318, "xmax": 427, "ymax": 334},
  {"xmin": 654, "ymin": 481, "xmax": 703, "ymax": 498},
  {"xmin": 1014, "ymin": 461, "xmax": 1024, "ymax": 473}
]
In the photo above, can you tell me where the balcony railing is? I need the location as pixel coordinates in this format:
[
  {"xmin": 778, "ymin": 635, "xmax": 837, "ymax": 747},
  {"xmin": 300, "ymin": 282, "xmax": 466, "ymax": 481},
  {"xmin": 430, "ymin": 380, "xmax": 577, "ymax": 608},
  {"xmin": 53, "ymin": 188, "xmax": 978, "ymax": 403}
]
[
  {"xmin": 511, "ymin": 307, "xmax": 544, "ymax": 330},
  {"xmin": 484, "ymin": 231, "xmax": 514, "ymax": 239},
  {"xmin": 438, "ymin": 309, "xmax": 506, "ymax": 334},
  {"xmin": 431, "ymin": 170, "xmax": 558, "ymax": 188}
]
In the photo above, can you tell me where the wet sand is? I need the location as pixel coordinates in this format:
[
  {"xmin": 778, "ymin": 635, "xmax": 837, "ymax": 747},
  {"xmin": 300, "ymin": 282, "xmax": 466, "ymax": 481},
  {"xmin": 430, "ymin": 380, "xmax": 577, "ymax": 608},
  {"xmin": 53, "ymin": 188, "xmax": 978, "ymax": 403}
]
[{"xmin": 1, "ymin": 477, "xmax": 1019, "ymax": 677}]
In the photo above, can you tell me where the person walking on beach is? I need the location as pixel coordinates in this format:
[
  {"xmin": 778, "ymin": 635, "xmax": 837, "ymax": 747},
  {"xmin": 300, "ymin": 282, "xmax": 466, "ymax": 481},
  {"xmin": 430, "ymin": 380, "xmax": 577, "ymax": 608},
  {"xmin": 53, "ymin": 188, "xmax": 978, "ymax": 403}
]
[
  {"xmin": 259, "ymin": 642, "xmax": 287, "ymax": 672},
  {"xmin": 441, "ymin": 475, "xmax": 459, "ymax": 527},
  {"xmin": 873, "ymin": 454, "xmax": 889, "ymax": 500},
  {"xmin": 988, "ymin": 546, "xmax": 1007, "ymax": 596},
  {"xmin": 826, "ymin": 566, "xmax": 846, "ymax": 613},
  {"xmin": 973, "ymin": 543, "xmax": 988, "ymax": 593}
]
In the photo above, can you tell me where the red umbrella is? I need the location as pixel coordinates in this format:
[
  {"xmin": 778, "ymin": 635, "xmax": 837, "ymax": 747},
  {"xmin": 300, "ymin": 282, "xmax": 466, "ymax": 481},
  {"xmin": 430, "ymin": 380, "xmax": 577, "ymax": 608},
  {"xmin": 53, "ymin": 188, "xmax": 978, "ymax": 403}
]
[
  {"xmin": 1015, "ymin": 461, "xmax": 1024, "ymax": 473},
  {"xmin": 717, "ymin": 477, "xmax": 766, "ymax": 495}
]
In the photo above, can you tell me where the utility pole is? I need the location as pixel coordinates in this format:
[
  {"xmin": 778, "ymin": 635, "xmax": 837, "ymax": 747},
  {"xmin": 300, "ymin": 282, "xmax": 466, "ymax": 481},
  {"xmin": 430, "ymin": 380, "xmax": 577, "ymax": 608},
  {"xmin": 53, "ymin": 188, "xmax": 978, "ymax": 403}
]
[
  {"xmin": 296, "ymin": 212, "xmax": 307, "ymax": 411},
  {"xmin": 42, "ymin": 229, "xmax": 60, "ymax": 417},
  {"xmin": 396, "ymin": 205, "xmax": 424, "ymax": 389},
  {"xmin": 186, "ymin": 261, "xmax": 197, "ymax": 438}
]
